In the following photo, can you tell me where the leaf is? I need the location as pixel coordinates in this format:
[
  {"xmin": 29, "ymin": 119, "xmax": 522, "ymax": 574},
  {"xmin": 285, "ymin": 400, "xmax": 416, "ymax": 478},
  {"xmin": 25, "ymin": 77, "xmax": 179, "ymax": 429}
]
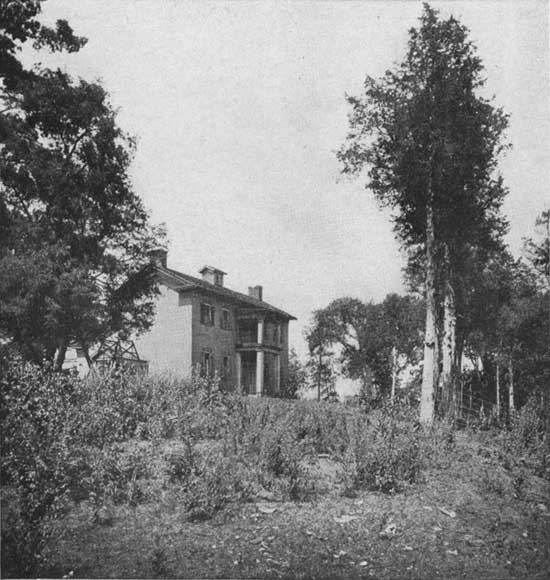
[
  {"xmin": 257, "ymin": 504, "xmax": 277, "ymax": 514},
  {"xmin": 437, "ymin": 506, "xmax": 457, "ymax": 518},
  {"xmin": 334, "ymin": 514, "xmax": 359, "ymax": 524}
]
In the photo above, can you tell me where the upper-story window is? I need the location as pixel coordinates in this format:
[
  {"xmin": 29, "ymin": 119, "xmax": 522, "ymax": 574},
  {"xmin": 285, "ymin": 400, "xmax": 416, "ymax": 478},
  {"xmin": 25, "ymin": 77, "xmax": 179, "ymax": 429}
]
[
  {"xmin": 200, "ymin": 303, "xmax": 215, "ymax": 326},
  {"xmin": 221, "ymin": 309, "xmax": 231, "ymax": 330},
  {"xmin": 272, "ymin": 323, "xmax": 280, "ymax": 345}
]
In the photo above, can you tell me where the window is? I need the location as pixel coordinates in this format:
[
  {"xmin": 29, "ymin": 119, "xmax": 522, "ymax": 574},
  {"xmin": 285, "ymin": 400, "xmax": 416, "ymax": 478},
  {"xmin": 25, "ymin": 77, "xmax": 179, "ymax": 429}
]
[
  {"xmin": 221, "ymin": 309, "xmax": 231, "ymax": 330},
  {"xmin": 222, "ymin": 355, "xmax": 231, "ymax": 379},
  {"xmin": 202, "ymin": 350, "xmax": 213, "ymax": 376},
  {"xmin": 200, "ymin": 303, "xmax": 215, "ymax": 325}
]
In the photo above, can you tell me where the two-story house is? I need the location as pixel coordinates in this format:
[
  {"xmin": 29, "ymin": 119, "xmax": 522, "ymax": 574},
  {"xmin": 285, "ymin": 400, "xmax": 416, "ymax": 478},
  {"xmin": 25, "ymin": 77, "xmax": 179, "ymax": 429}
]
[{"xmin": 133, "ymin": 249, "xmax": 296, "ymax": 396}]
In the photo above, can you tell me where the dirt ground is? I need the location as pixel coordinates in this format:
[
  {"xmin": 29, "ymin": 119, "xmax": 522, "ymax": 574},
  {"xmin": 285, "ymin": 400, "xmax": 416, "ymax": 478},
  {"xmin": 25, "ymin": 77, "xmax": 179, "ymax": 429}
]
[{"xmin": 50, "ymin": 432, "xmax": 549, "ymax": 579}]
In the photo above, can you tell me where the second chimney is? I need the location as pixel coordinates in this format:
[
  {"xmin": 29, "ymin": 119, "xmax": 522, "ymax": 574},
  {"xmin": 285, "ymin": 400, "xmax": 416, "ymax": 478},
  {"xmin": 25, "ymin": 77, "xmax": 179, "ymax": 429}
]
[
  {"xmin": 200, "ymin": 266, "xmax": 226, "ymax": 286},
  {"xmin": 149, "ymin": 248, "xmax": 168, "ymax": 268},
  {"xmin": 248, "ymin": 285, "xmax": 263, "ymax": 301}
]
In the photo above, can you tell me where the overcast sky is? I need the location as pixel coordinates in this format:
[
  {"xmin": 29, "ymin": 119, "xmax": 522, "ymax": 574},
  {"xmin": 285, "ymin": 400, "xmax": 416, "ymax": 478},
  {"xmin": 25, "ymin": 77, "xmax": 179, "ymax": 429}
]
[{"xmin": 32, "ymin": 0, "xmax": 549, "ymax": 357}]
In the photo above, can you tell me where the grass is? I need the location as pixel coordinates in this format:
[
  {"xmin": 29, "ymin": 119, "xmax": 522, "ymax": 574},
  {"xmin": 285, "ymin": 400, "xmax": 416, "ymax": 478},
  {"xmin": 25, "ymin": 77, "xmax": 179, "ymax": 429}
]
[
  {"xmin": 2, "ymin": 364, "xmax": 549, "ymax": 578},
  {"xmin": 48, "ymin": 430, "xmax": 550, "ymax": 579}
]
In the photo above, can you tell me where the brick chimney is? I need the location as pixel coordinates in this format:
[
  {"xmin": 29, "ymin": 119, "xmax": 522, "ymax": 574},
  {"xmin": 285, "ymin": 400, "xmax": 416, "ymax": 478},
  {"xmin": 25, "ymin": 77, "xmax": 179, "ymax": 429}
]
[
  {"xmin": 248, "ymin": 285, "xmax": 263, "ymax": 301},
  {"xmin": 149, "ymin": 248, "xmax": 167, "ymax": 268},
  {"xmin": 200, "ymin": 265, "xmax": 226, "ymax": 287}
]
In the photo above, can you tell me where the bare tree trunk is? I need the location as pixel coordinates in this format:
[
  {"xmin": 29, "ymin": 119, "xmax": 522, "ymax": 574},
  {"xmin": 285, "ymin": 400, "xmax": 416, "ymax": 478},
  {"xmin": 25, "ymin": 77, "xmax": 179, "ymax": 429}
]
[
  {"xmin": 508, "ymin": 354, "xmax": 515, "ymax": 415},
  {"xmin": 459, "ymin": 376, "xmax": 464, "ymax": 419},
  {"xmin": 467, "ymin": 382, "xmax": 473, "ymax": 427},
  {"xmin": 440, "ymin": 261, "xmax": 456, "ymax": 415},
  {"xmin": 53, "ymin": 338, "xmax": 68, "ymax": 372},
  {"xmin": 76, "ymin": 337, "xmax": 94, "ymax": 377},
  {"xmin": 390, "ymin": 345, "xmax": 398, "ymax": 403},
  {"xmin": 420, "ymin": 198, "xmax": 437, "ymax": 424},
  {"xmin": 495, "ymin": 351, "xmax": 500, "ymax": 421},
  {"xmin": 317, "ymin": 352, "xmax": 321, "ymax": 402}
]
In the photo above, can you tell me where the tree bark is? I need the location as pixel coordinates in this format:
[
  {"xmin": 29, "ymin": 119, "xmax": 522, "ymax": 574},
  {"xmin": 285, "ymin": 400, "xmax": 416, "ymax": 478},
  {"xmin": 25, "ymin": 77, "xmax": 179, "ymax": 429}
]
[
  {"xmin": 317, "ymin": 352, "xmax": 322, "ymax": 402},
  {"xmin": 508, "ymin": 354, "xmax": 515, "ymax": 415},
  {"xmin": 495, "ymin": 348, "xmax": 500, "ymax": 421},
  {"xmin": 440, "ymin": 256, "xmax": 456, "ymax": 414},
  {"xmin": 53, "ymin": 338, "xmax": 68, "ymax": 372},
  {"xmin": 390, "ymin": 345, "xmax": 398, "ymax": 403},
  {"xmin": 495, "ymin": 355, "xmax": 500, "ymax": 421},
  {"xmin": 420, "ymin": 197, "xmax": 437, "ymax": 424}
]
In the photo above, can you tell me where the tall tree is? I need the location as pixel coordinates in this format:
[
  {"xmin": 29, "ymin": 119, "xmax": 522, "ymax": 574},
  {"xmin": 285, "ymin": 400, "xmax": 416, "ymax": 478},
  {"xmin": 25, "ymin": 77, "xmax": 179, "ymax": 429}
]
[
  {"xmin": 0, "ymin": 1, "xmax": 165, "ymax": 367},
  {"xmin": 305, "ymin": 294, "xmax": 423, "ymax": 400},
  {"xmin": 524, "ymin": 209, "xmax": 550, "ymax": 292},
  {"xmin": 304, "ymin": 315, "xmax": 338, "ymax": 401},
  {"xmin": 338, "ymin": 4, "xmax": 508, "ymax": 422},
  {"xmin": 281, "ymin": 347, "xmax": 306, "ymax": 399}
]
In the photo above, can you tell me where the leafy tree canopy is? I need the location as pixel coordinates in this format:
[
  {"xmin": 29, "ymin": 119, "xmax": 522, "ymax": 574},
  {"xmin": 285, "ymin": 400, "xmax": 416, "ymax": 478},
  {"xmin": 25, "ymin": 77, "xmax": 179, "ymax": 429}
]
[
  {"xmin": 0, "ymin": 0, "xmax": 165, "ymax": 366},
  {"xmin": 305, "ymin": 294, "xmax": 423, "ymax": 397}
]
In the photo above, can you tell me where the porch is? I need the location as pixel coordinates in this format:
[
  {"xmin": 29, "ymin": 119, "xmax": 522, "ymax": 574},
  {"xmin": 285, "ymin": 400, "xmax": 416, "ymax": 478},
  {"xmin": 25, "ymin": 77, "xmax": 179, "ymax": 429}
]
[
  {"xmin": 235, "ymin": 315, "xmax": 282, "ymax": 396},
  {"xmin": 236, "ymin": 349, "xmax": 281, "ymax": 396}
]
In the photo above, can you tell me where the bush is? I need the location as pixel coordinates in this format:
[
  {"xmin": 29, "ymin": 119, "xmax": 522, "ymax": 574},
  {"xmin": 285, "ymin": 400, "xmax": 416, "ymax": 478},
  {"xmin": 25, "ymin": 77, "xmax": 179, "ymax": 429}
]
[
  {"xmin": 0, "ymin": 358, "xmax": 156, "ymax": 576},
  {"xmin": 181, "ymin": 454, "xmax": 253, "ymax": 521},
  {"xmin": 256, "ymin": 422, "xmax": 314, "ymax": 501},
  {"xmin": 340, "ymin": 401, "xmax": 423, "ymax": 493},
  {"xmin": 497, "ymin": 396, "xmax": 550, "ymax": 480},
  {"xmin": 0, "ymin": 360, "xmax": 80, "ymax": 576}
]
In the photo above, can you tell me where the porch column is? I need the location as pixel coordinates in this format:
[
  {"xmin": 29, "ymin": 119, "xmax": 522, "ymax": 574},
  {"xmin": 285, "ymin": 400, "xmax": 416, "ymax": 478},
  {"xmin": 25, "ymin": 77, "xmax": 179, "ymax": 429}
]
[
  {"xmin": 275, "ymin": 353, "xmax": 281, "ymax": 394},
  {"xmin": 256, "ymin": 350, "xmax": 264, "ymax": 396},
  {"xmin": 235, "ymin": 351, "xmax": 242, "ymax": 392},
  {"xmin": 257, "ymin": 317, "xmax": 265, "ymax": 345}
]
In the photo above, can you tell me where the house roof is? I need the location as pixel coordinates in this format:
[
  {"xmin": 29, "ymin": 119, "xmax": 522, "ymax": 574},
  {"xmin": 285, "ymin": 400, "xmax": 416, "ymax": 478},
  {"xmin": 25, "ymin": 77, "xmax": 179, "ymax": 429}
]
[{"xmin": 156, "ymin": 265, "xmax": 296, "ymax": 321}]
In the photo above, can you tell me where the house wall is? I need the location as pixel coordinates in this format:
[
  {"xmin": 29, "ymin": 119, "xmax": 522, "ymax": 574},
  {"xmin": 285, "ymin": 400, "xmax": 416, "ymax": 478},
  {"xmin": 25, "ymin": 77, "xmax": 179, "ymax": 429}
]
[
  {"xmin": 134, "ymin": 282, "xmax": 292, "ymax": 394},
  {"xmin": 189, "ymin": 291, "xmax": 238, "ymax": 387},
  {"xmin": 63, "ymin": 347, "xmax": 90, "ymax": 378},
  {"xmin": 134, "ymin": 286, "xmax": 193, "ymax": 376},
  {"xmin": 280, "ymin": 321, "xmax": 290, "ymax": 389}
]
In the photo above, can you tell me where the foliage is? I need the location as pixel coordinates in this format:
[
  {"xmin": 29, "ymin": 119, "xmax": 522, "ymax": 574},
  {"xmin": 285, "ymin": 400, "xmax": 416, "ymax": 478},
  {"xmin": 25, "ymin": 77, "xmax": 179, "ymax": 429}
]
[
  {"xmin": 181, "ymin": 454, "xmax": 253, "ymax": 521},
  {"xmin": 0, "ymin": 0, "xmax": 165, "ymax": 368},
  {"xmin": 280, "ymin": 347, "xmax": 306, "ymax": 399},
  {"xmin": 305, "ymin": 294, "xmax": 423, "ymax": 399},
  {"xmin": 304, "ymin": 348, "xmax": 338, "ymax": 402},
  {"xmin": 0, "ymin": 358, "xmax": 160, "ymax": 576},
  {"xmin": 497, "ymin": 396, "xmax": 550, "ymax": 481},
  {"xmin": 341, "ymin": 401, "xmax": 424, "ymax": 493},
  {"xmin": 338, "ymin": 2, "xmax": 508, "ymax": 261},
  {"xmin": 524, "ymin": 209, "xmax": 550, "ymax": 291},
  {"xmin": 338, "ymin": 3, "xmax": 509, "ymax": 420},
  {"xmin": 3, "ymin": 352, "xmax": 548, "ymax": 576}
]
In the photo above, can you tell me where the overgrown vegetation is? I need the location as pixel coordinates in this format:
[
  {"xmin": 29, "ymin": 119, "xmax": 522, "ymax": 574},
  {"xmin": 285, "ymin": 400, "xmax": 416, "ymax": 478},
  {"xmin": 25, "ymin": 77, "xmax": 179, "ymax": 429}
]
[{"xmin": 2, "ymin": 357, "xmax": 548, "ymax": 577}]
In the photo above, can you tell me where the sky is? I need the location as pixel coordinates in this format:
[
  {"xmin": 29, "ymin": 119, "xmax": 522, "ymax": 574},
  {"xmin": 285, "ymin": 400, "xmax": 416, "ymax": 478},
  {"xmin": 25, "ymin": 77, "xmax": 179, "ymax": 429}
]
[{"xmin": 30, "ymin": 0, "xmax": 550, "ymax": 358}]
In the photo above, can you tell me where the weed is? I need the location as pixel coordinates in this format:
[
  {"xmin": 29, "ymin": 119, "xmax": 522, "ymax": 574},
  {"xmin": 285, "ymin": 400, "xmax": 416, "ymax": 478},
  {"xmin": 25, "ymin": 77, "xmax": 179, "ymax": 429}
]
[
  {"xmin": 478, "ymin": 467, "xmax": 508, "ymax": 497},
  {"xmin": 182, "ymin": 454, "xmax": 252, "ymax": 521},
  {"xmin": 150, "ymin": 534, "xmax": 171, "ymax": 578},
  {"xmin": 341, "ymin": 401, "xmax": 424, "ymax": 494}
]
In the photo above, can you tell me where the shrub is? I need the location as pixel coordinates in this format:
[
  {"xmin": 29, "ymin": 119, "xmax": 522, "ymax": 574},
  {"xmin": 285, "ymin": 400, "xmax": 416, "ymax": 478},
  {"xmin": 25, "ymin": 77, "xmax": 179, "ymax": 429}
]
[
  {"xmin": 497, "ymin": 395, "xmax": 550, "ymax": 480},
  {"xmin": 181, "ymin": 454, "xmax": 253, "ymax": 521},
  {"xmin": 340, "ymin": 401, "xmax": 423, "ymax": 493},
  {"xmin": 1, "ymin": 359, "xmax": 77, "ymax": 577},
  {"xmin": 257, "ymin": 422, "xmax": 314, "ymax": 501},
  {"xmin": 0, "ymin": 358, "xmax": 154, "ymax": 576}
]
